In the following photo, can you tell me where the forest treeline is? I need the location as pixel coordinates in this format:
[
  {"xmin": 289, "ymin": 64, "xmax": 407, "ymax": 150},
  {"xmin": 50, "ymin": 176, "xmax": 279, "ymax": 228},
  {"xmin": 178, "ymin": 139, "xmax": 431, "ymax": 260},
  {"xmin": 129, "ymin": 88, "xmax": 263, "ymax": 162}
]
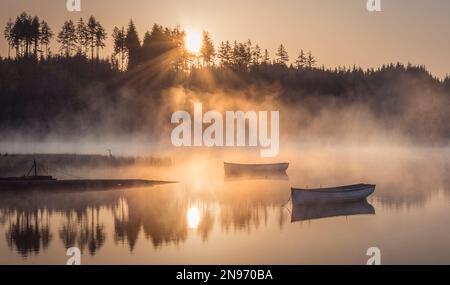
[
  {"xmin": 1, "ymin": 12, "xmax": 450, "ymax": 143},
  {"xmin": 3, "ymin": 12, "xmax": 317, "ymax": 70}
]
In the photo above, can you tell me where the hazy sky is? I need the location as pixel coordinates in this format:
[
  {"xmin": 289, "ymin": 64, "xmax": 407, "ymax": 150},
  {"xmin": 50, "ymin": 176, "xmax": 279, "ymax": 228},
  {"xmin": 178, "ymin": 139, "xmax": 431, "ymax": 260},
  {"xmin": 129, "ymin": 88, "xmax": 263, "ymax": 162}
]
[{"xmin": 1, "ymin": 0, "xmax": 450, "ymax": 78}]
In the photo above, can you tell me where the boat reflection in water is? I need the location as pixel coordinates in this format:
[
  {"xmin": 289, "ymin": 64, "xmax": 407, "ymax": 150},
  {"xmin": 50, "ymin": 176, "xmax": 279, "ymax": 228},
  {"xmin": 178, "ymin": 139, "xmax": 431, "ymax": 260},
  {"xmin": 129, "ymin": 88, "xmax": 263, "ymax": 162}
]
[
  {"xmin": 224, "ymin": 161, "xmax": 289, "ymax": 182},
  {"xmin": 291, "ymin": 200, "xmax": 376, "ymax": 223},
  {"xmin": 224, "ymin": 172, "xmax": 289, "ymax": 182}
]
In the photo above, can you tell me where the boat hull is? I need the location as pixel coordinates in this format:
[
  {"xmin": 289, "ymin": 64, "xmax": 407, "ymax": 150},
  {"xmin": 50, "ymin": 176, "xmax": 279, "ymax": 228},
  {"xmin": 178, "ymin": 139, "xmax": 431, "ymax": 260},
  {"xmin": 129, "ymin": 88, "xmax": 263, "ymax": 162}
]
[
  {"xmin": 224, "ymin": 162, "xmax": 289, "ymax": 176},
  {"xmin": 292, "ymin": 184, "xmax": 375, "ymax": 205}
]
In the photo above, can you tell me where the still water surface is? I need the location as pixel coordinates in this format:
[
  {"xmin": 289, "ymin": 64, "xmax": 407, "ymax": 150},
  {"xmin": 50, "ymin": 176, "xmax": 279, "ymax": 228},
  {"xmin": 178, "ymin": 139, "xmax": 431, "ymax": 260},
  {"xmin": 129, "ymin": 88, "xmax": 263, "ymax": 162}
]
[{"xmin": 0, "ymin": 148, "xmax": 449, "ymax": 264}]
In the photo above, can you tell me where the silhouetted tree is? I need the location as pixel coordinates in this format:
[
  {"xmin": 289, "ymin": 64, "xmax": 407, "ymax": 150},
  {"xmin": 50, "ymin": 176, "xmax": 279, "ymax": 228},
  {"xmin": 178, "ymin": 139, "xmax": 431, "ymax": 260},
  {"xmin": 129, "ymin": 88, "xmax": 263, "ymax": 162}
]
[
  {"xmin": 3, "ymin": 18, "xmax": 14, "ymax": 59},
  {"xmin": 19, "ymin": 13, "xmax": 32, "ymax": 57},
  {"xmin": 276, "ymin": 44, "xmax": 289, "ymax": 66},
  {"xmin": 142, "ymin": 31, "xmax": 151, "ymax": 48},
  {"xmin": 9, "ymin": 12, "xmax": 35, "ymax": 58},
  {"xmin": 86, "ymin": 16, "xmax": 98, "ymax": 61},
  {"xmin": 246, "ymin": 39, "xmax": 252, "ymax": 65},
  {"xmin": 39, "ymin": 20, "xmax": 53, "ymax": 59},
  {"xmin": 262, "ymin": 49, "xmax": 270, "ymax": 65},
  {"xmin": 295, "ymin": 49, "xmax": 307, "ymax": 69},
  {"xmin": 112, "ymin": 26, "xmax": 127, "ymax": 71},
  {"xmin": 231, "ymin": 41, "xmax": 251, "ymax": 70},
  {"xmin": 200, "ymin": 31, "xmax": 215, "ymax": 67},
  {"xmin": 307, "ymin": 50, "xmax": 316, "ymax": 69},
  {"xmin": 30, "ymin": 16, "xmax": 40, "ymax": 58},
  {"xmin": 141, "ymin": 24, "xmax": 164, "ymax": 63},
  {"xmin": 125, "ymin": 20, "xmax": 141, "ymax": 69},
  {"xmin": 171, "ymin": 26, "xmax": 187, "ymax": 73},
  {"xmin": 5, "ymin": 14, "xmax": 52, "ymax": 60},
  {"xmin": 57, "ymin": 20, "xmax": 77, "ymax": 57},
  {"xmin": 94, "ymin": 21, "xmax": 107, "ymax": 60},
  {"xmin": 11, "ymin": 17, "xmax": 21, "ymax": 57},
  {"xmin": 218, "ymin": 41, "xmax": 232, "ymax": 67},
  {"xmin": 76, "ymin": 18, "xmax": 88, "ymax": 56},
  {"xmin": 251, "ymin": 44, "xmax": 262, "ymax": 66}
]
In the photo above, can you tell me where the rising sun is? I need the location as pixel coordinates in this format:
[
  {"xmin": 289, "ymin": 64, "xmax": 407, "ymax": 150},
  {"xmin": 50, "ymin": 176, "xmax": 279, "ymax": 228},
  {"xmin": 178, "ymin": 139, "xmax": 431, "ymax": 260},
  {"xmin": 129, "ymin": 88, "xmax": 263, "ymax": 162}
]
[{"xmin": 185, "ymin": 30, "xmax": 202, "ymax": 54}]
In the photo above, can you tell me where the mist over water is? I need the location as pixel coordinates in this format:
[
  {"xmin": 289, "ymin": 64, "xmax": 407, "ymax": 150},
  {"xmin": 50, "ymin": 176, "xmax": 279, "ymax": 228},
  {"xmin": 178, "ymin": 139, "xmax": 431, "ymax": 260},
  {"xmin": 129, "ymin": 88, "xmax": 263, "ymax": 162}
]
[
  {"xmin": 1, "ymin": 80, "xmax": 450, "ymax": 205},
  {"xmin": 1, "ymin": 141, "xmax": 449, "ymax": 264}
]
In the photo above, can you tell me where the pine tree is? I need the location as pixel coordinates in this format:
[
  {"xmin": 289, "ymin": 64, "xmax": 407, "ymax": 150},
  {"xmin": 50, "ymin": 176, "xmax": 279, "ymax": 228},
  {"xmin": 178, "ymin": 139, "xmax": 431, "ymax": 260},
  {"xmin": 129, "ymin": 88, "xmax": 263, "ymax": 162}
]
[
  {"xmin": 12, "ymin": 16, "xmax": 23, "ymax": 57},
  {"xmin": 94, "ymin": 21, "xmax": 107, "ymax": 60},
  {"xmin": 200, "ymin": 31, "xmax": 215, "ymax": 67},
  {"xmin": 3, "ymin": 18, "xmax": 14, "ymax": 59},
  {"xmin": 125, "ymin": 20, "xmax": 141, "ymax": 69},
  {"xmin": 112, "ymin": 26, "xmax": 127, "ymax": 70},
  {"xmin": 141, "ymin": 24, "xmax": 164, "ymax": 63},
  {"xmin": 307, "ymin": 50, "xmax": 316, "ymax": 69},
  {"xmin": 276, "ymin": 44, "xmax": 289, "ymax": 66},
  {"xmin": 245, "ymin": 40, "xmax": 252, "ymax": 66},
  {"xmin": 86, "ymin": 16, "xmax": 97, "ymax": 60},
  {"xmin": 76, "ymin": 18, "xmax": 88, "ymax": 56},
  {"xmin": 12, "ymin": 12, "xmax": 33, "ymax": 57},
  {"xmin": 295, "ymin": 49, "xmax": 307, "ymax": 69},
  {"xmin": 39, "ymin": 20, "xmax": 53, "ymax": 59},
  {"xmin": 231, "ymin": 41, "xmax": 251, "ymax": 70},
  {"xmin": 218, "ymin": 41, "xmax": 232, "ymax": 67},
  {"xmin": 171, "ymin": 26, "xmax": 187, "ymax": 72},
  {"xmin": 251, "ymin": 44, "xmax": 262, "ymax": 66},
  {"xmin": 262, "ymin": 49, "xmax": 270, "ymax": 65},
  {"xmin": 142, "ymin": 31, "xmax": 151, "ymax": 48},
  {"xmin": 30, "ymin": 16, "xmax": 40, "ymax": 58},
  {"xmin": 20, "ymin": 13, "xmax": 32, "ymax": 57},
  {"xmin": 57, "ymin": 20, "xmax": 77, "ymax": 57}
]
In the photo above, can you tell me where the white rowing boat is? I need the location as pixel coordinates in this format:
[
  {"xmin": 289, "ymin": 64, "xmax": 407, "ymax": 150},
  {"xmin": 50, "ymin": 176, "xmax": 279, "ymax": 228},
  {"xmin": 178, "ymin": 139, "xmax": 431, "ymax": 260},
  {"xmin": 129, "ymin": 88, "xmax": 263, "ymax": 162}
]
[{"xmin": 291, "ymin": 184, "xmax": 375, "ymax": 205}]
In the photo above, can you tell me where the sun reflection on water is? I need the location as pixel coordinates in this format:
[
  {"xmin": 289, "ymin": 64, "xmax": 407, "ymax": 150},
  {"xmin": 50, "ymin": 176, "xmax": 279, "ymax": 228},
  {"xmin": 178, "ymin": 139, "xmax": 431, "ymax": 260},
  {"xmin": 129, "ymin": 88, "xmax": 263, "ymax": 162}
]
[{"xmin": 187, "ymin": 206, "xmax": 201, "ymax": 229}]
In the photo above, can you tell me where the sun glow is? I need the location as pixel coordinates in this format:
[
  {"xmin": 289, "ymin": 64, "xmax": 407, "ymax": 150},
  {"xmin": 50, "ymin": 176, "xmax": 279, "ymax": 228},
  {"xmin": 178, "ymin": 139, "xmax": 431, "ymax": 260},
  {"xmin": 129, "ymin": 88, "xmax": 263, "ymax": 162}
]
[
  {"xmin": 185, "ymin": 30, "xmax": 202, "ymax": 54},
  {"xmin": 187, "ymin": 206, "xmax": 201, "ymax": 229}
]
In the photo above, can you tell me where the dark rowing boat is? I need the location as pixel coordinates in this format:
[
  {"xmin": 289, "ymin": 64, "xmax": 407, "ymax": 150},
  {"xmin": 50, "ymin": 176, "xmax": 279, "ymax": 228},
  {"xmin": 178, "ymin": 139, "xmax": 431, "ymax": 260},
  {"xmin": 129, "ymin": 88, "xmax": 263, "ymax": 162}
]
[{"xmin": 224, "ymin": 162, "xmax": 289, "ymax": 176}]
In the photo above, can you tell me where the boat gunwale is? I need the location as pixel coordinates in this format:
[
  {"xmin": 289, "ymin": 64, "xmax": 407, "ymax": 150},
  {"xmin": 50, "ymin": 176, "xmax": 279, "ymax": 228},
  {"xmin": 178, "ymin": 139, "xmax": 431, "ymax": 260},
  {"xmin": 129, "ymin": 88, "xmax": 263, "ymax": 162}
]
[
  {"xmin": 224, "ymin": 162, "xmax": 289, "ymax": 167},
  {"xmin": 291, "ymin": 184, "xmax": 375, "ymax": 193}
]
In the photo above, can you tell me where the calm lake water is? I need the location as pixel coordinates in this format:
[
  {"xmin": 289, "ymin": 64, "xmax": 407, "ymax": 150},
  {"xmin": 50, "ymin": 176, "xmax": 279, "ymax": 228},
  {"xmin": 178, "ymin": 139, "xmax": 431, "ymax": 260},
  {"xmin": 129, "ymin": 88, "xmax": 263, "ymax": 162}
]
[{"xmin": 1, "ymin": 147, "xmax": 450, "ymax": 265}]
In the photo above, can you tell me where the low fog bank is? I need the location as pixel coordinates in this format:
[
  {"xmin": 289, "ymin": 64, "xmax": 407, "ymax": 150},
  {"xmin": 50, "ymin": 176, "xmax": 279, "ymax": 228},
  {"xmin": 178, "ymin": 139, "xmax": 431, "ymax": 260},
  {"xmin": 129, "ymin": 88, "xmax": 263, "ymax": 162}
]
[
  {"xmin": 1, "ymin": 146, "xmax": 448, "ymax": 209},
  {"xmin": 1, "ymin": 61, "xmax": 450, "ymax": 148}
]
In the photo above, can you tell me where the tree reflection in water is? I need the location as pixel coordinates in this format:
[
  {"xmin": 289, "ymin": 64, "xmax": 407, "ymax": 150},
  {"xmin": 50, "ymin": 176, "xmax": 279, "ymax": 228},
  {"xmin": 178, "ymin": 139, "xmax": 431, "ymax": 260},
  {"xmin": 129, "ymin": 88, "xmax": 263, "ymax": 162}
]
[
  {"xmin": 197, "ymin": 206, "xmax": 215, "ymax": 241},
  {"xmin": 1, "ymin": 164, "xmax": 447, "ymax": 259},
  {"xmin": 218, "ymin": 179, "xmax": 289, "ymax": 233},
  {"xmin": 0, "ymin": 191, "xmax": 116, "ymax": 257},
  {"xmin": 59, "ymin": 207, "xmax": 106, "ymax": 255},
  {"xmin": 0, "ymin": 179, "xmax": 292, "ymax": 257},
  {"xmin": 5, "ymin": 210, "xmax": 52, "ymax": 258},
  {"xmin": 114, "ymin": 188, "xmax": 189, "ymax": 249}
]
